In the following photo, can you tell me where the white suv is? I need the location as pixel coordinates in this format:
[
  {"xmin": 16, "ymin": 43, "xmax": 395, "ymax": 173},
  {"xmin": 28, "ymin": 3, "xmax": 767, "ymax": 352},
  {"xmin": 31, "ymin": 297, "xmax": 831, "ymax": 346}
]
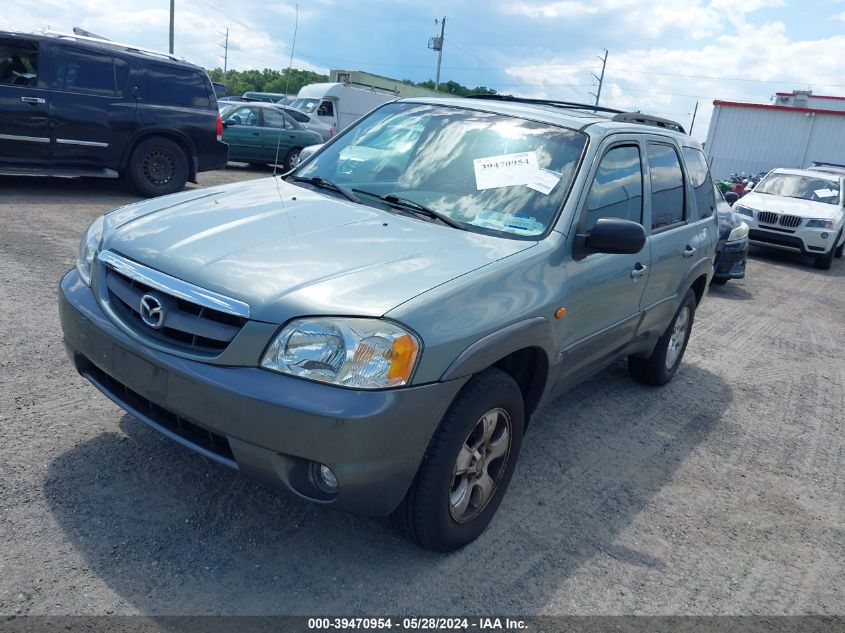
[{"xmin": 733, "ymin": 168, "xmax": 845, "ymax": 269}]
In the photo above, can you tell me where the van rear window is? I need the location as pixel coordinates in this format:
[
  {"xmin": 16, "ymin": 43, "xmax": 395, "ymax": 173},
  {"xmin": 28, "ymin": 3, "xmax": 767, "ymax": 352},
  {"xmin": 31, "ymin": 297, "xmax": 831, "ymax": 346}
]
[{"xmin": 148, "ymin": 65, "xmax": 210, "ymax": 107}]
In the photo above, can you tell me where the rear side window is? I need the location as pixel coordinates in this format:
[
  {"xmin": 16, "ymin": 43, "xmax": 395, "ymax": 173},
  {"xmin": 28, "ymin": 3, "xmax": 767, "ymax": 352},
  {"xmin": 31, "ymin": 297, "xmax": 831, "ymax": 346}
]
[
  {"xmin": 647, "ymin": 142, "xmax": 685, "ymax": 230},
  {"xmin": 262, "ymin": 108, "xmax": 294, "ymax": 129},
  {"xmin": 0, "ymin": 38, "xmax": 39, "ymax": 86},
  {"xmin": 53, "ymin": 48, "xmax": 115, "ymax": 95},
  {"xmin": 683, "ymin": 146, "xmax": 716, "ymax": 219},
  {"xmin": 147, "ymin": 64, "xmax": 210, "ymax": 107},
  {"xmin": 583, "ymin": 145, "xmax": 643, "ymax": 231}
]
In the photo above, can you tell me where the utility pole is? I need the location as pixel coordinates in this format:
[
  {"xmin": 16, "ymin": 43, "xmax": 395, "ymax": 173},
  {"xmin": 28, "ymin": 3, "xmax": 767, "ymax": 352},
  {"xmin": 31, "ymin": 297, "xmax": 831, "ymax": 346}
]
[
  {"xmin": 168, "ymin": 0, "xmax": 175, "ymax": 54},
  {"xmin": 428, "ymin": 17, "xmax": 446, "ymax": 91},
  {"xmin": 690, "ymin": 100, "xmax": 699, "ymax": 135},
  {"xmin": 284, "ymin": 3, "xmax": 299, "ymax": 97},
  {"xmin": 218, "ymin": 28, "xmax": 229, "ymax": 84},
  {"xmin": 589, "ymin": 49, "xmax": 608, "ymax": 108}
]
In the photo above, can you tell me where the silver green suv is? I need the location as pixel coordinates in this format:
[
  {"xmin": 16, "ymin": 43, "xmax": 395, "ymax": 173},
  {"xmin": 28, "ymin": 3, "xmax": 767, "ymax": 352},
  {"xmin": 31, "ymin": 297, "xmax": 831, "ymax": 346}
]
[{"xmin": 60, "ymin": 96, "xmax": 717, "ymax": 551}]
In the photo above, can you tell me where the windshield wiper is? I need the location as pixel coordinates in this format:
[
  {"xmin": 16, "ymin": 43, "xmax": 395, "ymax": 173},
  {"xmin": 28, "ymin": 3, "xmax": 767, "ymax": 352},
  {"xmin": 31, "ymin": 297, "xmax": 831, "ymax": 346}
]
[
  {"xmin": 353, "ymin": 190, "xmax": 464, "ymax": 229},
  {"xmin": 290, "ymin": 176, "xmax": 359, "ymax": 203}
]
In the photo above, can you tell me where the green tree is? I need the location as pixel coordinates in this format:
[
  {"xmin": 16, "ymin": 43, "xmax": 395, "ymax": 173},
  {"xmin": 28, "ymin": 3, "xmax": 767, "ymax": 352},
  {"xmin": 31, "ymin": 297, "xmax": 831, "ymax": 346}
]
[{"xmin": 208, "ymin": 68, "xmax": 329, "ymax": 97}]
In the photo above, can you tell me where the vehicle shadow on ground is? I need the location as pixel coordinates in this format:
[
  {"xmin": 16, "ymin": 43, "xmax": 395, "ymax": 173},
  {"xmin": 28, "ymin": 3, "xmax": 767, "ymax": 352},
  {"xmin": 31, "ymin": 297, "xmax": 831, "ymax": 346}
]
[
  {"xmin": 708, "ymin": 282, "xmax": 753, "ymax": 301},
  {"xmin": 747, "ymin": 245, "xmax": 845, "ymax": 277},
  {"xmin": 44, "ymin": 361, "xmax": 731, "ymax": 615},
  {"xmin": 0, "ymin": 167, "xmax": 269, "ymax": 207}
]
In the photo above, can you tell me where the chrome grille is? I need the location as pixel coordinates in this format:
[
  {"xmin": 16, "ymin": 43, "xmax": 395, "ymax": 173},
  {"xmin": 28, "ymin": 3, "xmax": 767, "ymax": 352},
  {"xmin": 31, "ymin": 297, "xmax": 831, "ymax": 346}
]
[
  {"xmin": 780, "ymin": 214, "xmax": 802, "ymax": 228},
  {"xmin": 99, "ymin": 252, "xmax": 248, "ymax": 355},
  {"xmin": 757, "ymin": 211, "xmax": 778, "ymax": 225}
]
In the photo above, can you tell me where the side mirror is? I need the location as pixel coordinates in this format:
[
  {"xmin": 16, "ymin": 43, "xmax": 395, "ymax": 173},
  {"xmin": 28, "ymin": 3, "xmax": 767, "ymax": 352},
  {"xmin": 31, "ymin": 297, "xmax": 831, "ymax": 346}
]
[
  {"xmin": 724, "ymin": 191, "xmax": 739, "ymax": 206},
  {"xmin": 574, "ymin": 218, "xmax": 646, "ymax": 260}
]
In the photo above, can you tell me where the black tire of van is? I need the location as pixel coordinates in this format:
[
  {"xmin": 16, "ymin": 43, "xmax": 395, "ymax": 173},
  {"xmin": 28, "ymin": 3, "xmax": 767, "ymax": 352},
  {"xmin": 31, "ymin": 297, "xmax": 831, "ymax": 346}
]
[{"xmin": 129, "ymin": 137, "xmax": 189, "ymax": 197}]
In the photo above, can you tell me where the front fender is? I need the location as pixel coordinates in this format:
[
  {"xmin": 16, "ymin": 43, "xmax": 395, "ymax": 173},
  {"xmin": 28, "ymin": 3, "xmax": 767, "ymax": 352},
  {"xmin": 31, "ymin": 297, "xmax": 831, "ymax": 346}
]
[{"xmin": 440, "ymin": 316, "xmax": 556, "ymax": 381}]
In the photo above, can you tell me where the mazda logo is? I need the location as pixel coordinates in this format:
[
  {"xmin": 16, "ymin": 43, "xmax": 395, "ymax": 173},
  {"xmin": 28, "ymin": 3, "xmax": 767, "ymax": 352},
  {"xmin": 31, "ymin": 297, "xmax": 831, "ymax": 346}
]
[{"xmin": 139, "ymin": 294, "xmax": 165, "ymax": 329}]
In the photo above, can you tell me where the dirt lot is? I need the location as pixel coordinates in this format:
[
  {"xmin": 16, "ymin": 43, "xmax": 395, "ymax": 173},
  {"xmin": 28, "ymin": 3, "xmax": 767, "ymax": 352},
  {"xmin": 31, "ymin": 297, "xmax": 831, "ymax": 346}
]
[{"xmin": 0, "ymin": 169, "xmax": 842, "ymax": 616}]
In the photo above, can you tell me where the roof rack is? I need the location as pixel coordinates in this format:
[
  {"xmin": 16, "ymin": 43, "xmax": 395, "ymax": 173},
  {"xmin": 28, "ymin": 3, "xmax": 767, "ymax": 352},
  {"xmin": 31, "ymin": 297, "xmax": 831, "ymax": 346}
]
[
  {"xmin": 610, "ymin": 112, "xmax": 686, "ymax": 134},
  {"xmin": 465, "ymin": 94, "xmax": 687, "ymax": 134},
  {"xmin": 465, "ymin": 94, "xmax": 624, "ymax": 115},
  {"xmin": 38, "ymin": 30, "xmax": 184, "ymax": 62}
]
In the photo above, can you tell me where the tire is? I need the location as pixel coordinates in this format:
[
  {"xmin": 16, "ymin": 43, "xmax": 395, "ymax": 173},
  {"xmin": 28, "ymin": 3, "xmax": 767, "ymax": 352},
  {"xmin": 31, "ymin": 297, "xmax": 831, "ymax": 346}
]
[
  {"xmin": 392, "ymin": 368, "xmax": 524, "ymax": 552},
  {"xmin": 629, "ymin": 289, "xmax": 697, "ymax": 386},
  {"xmin": 283, "ymin": 147, "xmax": 302, "ymax": 172},
  {"xmin": 711, "ymin": 277, "xmax": 729, "ymax": 285},
  {"xmin": 128, "ymin": 137, "xmax": 188, "ymax": 197},
  {"xmin": 814, "ymin": 246, "xmax": 836, "ymax": 270},
  {"xmin": 834, "ymin": 236, "xmax": 844, "ymax": 259}
]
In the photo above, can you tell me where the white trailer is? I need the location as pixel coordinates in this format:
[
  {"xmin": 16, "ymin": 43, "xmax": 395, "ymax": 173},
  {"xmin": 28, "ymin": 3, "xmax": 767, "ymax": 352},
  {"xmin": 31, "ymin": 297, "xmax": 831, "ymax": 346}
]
[
  {"xmin": 704, "ymin": 91, "xmax": 845, "ymax": 179},
  {"xmin": 290, "ymin": 83, "xmax": 399, "ymax": 133}
]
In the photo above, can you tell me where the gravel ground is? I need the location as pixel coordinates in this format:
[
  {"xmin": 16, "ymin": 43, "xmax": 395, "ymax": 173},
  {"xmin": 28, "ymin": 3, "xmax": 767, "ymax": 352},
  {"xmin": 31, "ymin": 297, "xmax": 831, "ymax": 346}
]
[{"xmin": 0, "ymin": 169, "xmax": 842, "ymax": 616}]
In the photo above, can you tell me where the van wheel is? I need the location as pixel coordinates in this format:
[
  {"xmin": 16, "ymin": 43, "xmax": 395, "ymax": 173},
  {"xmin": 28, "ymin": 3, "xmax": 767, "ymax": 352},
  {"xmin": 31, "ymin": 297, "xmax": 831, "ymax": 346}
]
[
  {"xmin": 629, "ymin": 289, "xmax": 696, "ymax": 386},
  {"xmin": 129, "ymin": 137, "xmax": 188, "ymax": 197},
  {"xmin": 392, "ymin": 368, "xmax": 524, "ymax": 552},
  {"xmin": 283, "ymin": 148, "xmax": 302, "ymax": 172}
]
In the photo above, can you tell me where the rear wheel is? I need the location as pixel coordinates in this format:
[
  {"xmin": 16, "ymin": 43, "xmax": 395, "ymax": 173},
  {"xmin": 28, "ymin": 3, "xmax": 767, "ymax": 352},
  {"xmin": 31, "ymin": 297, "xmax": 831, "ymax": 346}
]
[
  {"xmin": 128, "ymin": 137, "xmax": 188, "ymax": 197},
  {"xmin": 629, "ymin": 289, "xmax": 697, "ymax": 386},
  {"xmin": 283, "ymin": 147, "xmax": 302, "ymax": 172},
  {"xmin": 392, "ymin": 368, "xmax": 524, "ymax": 552}
]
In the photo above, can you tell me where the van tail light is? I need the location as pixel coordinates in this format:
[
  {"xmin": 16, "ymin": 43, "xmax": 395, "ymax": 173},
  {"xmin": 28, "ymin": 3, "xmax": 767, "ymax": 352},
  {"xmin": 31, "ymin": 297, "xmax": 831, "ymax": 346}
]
[
  {"xmin": 329, "ymin": 127, "xmax": 334, "ymax": 138},
  {"xmin": 216, "ymin": 115, "xmax": 223, "ymax": 141}
]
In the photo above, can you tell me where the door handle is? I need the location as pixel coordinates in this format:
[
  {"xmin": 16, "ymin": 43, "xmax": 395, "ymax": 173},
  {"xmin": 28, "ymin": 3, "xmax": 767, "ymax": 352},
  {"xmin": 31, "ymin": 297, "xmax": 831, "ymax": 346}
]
[
  {"xmin": 683, "ymin": 246, "xmax": 697, "ymax": 258},
  {"xmin": 20, "ymin": 96, "xmax": 46, "ymax": 105},
  {"xmin": 630, "ymin": 263, "xmax": 648, "ymax": 280}
]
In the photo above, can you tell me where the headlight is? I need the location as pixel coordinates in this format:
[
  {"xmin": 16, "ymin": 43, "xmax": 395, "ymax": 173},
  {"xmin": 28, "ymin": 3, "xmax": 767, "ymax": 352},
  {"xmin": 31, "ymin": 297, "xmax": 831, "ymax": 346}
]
[
  {"xmin": 806, "ymin": 219, "xmax": 836, "ymax": 229},
  {"xmin": 727, "ymin": 221, "xmax": 749, "ymax": 242},
  {"xmin": 261, "ymin": 318, "xmax": 421, "ymax": 389},
  {"xmin": 76, "ymin": 215, "xmax": 104, "ymax": 285},
  {"xmin": 734, "ymin": 205, "xmax": 753, "ymax": 217}
]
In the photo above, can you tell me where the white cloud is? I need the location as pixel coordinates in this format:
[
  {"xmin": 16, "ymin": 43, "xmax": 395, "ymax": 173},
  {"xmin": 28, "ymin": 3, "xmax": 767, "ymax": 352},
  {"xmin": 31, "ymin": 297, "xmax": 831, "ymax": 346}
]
[
  {"xmin": 1, "ymin": 0, "xmax": 326, "ymax": 73},
  {"xmin": 502, "ymin": 0, "xmax": 785, "ymax": 41},
  {"xmin": 501, "ymin": 21, "xmax": 845, "ymax": 140}
]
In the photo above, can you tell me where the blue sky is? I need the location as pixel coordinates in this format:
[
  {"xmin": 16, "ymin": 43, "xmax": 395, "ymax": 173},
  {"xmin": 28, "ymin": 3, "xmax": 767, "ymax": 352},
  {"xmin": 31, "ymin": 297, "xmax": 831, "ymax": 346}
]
[{"xmin": 5, "ymin": 0, "xmax": 845, "ymax": 139}]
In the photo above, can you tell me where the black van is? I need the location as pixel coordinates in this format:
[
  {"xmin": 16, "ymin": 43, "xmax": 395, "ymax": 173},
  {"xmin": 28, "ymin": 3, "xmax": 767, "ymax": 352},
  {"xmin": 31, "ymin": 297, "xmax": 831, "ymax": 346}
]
[{"xmin": 0, "ymin": 30, "xmax": 228, "ymax": 196}]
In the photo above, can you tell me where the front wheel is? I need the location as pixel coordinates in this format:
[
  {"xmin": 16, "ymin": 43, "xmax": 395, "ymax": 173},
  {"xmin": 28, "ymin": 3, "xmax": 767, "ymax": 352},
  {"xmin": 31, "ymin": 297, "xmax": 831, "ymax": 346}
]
[
  {"xmin": 629, "ymin": 289, "xmax": 697, "ymax": 386},
  {"xmin": 392, "ymin": 368, "xmax": 524, "ymax": 552},
  {"xmin": 128, "ymin": 137, "xmax": 188, "ymax": 197}
]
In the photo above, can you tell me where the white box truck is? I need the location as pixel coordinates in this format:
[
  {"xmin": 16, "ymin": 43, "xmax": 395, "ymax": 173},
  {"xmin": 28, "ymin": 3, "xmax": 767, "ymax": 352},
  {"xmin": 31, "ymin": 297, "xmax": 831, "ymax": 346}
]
[{"xmin": 289, "ymin": 83, "xmax": 399, "ymax": 133}]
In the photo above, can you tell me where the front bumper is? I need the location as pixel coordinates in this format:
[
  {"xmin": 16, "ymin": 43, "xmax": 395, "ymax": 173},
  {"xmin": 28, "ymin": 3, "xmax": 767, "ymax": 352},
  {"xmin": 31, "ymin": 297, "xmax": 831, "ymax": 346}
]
[
  {"xmin": 59, "ymin": 269, "xmax": 466, "ymax": 515},
  {"xmin": 714, "ymin": 238, "xmax": 748, "ymax": 280},
  {"xmin": 746, "ymin": 221, "xmax": 839, "ymax": 256}
]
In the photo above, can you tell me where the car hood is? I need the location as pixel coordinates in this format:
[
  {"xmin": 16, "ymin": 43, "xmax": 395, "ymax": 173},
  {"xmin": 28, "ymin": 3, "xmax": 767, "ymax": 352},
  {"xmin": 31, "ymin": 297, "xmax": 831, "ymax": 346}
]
[
  {"xmin": 741, "ymin": 192, "xmax": 842, "ymax": 219},
  {"xmin": 101, "ymin": 177, "xmax": 535, "ymax": 322}
]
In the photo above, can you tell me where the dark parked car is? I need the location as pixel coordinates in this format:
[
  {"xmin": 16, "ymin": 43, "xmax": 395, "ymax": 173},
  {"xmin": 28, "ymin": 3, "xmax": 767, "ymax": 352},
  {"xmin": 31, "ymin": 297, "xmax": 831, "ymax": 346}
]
[
  {"xmin": 712, "ymin": 184, "xmax": 749, "ymax": 283},
  {"xmin": 220, "ymin": 103, "xmax": 322, "ymax": 169},
  {"xmin": 0, "ymin": 30, "xmax": 227, "ymax": 196}
]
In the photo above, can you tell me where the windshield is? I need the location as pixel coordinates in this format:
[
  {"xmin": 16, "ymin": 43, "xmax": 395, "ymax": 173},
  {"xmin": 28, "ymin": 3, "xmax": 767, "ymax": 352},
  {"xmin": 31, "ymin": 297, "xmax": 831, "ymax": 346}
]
[
  {"xmin": 292, "ymin": 102, "xmax": 588, "ymax": 238},
  {"xmin": 291, "ymin": 98, "xmax": 320, "ymax": 114},
  {"xmin": 755, "ymin": 173, "xmax": 841, "ymax": 205}
]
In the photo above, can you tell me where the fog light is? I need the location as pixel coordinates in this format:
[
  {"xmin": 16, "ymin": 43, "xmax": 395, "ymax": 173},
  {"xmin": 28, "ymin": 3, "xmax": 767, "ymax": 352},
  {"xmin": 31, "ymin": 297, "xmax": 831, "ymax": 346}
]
[
  {"xmin": 821, "ymin": 232, "xmax": 829, "ymax": 239},
  {"xmin": 313, "ymin": 462, "xmax": 338, "ymax": 494}
]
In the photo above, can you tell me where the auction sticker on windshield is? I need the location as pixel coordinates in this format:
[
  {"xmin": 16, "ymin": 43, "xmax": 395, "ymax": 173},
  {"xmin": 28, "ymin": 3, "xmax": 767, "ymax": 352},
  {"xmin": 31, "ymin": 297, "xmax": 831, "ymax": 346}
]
[{"xmin": 474, "ymin": 151, "xmax": 539, "ymax": 190}]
